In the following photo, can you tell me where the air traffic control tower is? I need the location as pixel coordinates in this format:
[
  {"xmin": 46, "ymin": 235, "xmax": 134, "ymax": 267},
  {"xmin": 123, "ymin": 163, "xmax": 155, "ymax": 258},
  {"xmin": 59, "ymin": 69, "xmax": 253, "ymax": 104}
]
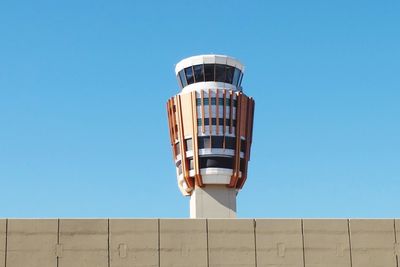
[{"xmin": 166, "ymin": 55, "xmax": 255, "ymax": 218}]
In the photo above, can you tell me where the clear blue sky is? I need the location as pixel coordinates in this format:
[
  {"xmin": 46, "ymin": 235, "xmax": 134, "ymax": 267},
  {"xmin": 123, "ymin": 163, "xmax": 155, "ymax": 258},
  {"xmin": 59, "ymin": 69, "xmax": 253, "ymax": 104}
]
[{"xmin": 0, "ymin": 0, "xmax": 399, "ymax": 218}]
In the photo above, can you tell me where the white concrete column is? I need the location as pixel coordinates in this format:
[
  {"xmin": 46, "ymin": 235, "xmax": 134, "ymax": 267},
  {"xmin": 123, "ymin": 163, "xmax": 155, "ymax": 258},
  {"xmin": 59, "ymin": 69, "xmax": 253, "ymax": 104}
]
[{"xmin": 190, "ymin": 185, "xmax": 237, "ymax": 218}]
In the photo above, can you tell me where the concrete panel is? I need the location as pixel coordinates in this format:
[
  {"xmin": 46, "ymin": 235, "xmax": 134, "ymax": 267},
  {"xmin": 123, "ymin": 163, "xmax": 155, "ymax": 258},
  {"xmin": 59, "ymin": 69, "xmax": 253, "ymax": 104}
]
[
  {"xmin": 256, "ymin": 219, "xmax": 303, "ymax": 267},
  {"xmin": 395, "ymin": 219, "xmax": 400, "ymax": 267},
  {"xmin": 160, "ymin": 219, "xmax": 207, "ymax": 267},
  {"xmin": 0, "ymin": 220, "xmax": 6, "ymax": 267},
  {"xmin": 303, "ymin": 219, "xmax": 351, "ymax": 267},
  {"xmin": 208, "ymin": 219, "xmax": 255, "ymax": 267},
  {"xmin": 59, "ymin": 219, "xmax": 108, "ymax": 267},
  {"xmin": 109, "ymin": 219, "xmax": 158, "ymax": 267},
  {"xmin": 6, "ymin": 219, "xmax": 58, "ymax": 267},
  {"xmin": 349, "ymin": 219, "xmax": 396, "ymax": 267},
  {"xmin": 190, "ymin": 185, "xmax": 236, "ymax": 218}
]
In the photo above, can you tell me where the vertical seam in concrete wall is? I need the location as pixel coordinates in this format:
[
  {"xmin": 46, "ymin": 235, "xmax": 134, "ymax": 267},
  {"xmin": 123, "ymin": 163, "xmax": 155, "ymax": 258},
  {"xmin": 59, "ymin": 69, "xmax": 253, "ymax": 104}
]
[
  {"xmin": 108, "ymin": 219, "xmax": 110, "ymax": 267},
  {"xmin": 157, "ymin": 219, "xmax": 160, "ymax": 267},
  {"xmin": 301, "ymin": 219, "xmax": 305, "ymax": 267},
  {"xmin": 394, "ymin": 219, "xmax": 398, "ymax": 267},
  {"xmin": 253, "ymin": 219, "xmax": 257, "ymax": 267},
  {"xmin": 4, "ymin": 219, "xmax": 7, "ymax": 267},
  {"xmin": 347, "ymin": 219, "xmax": 353, "ymax": 267},
  {"xmin": 57, "ymin": 218, "xmax": 60, "ymax": 267},
  {"xmin": 206, "ymin": 219, "xmax": 209, "ymax": 267}
]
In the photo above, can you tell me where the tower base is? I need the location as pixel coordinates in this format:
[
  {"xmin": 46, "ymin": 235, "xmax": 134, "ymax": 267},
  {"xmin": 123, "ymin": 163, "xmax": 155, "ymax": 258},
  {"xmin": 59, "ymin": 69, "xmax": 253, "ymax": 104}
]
[{"xmin": 189, "ymin": 185, "xmax": 237, "ymax": 218}]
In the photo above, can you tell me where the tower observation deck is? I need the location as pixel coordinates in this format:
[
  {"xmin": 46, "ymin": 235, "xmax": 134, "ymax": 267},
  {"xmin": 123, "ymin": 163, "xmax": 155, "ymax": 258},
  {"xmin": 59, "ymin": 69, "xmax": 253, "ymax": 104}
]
[{"xmin": 166, "ymin": 55, "xmax": 255, "ymax": 218}]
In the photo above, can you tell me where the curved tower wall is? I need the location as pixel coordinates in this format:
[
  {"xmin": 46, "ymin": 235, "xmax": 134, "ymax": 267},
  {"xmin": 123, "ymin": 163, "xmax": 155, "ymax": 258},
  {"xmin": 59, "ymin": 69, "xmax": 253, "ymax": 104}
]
[{"xmin": 166, "ymin": 55, "xmax": 255, "ymax": 218}]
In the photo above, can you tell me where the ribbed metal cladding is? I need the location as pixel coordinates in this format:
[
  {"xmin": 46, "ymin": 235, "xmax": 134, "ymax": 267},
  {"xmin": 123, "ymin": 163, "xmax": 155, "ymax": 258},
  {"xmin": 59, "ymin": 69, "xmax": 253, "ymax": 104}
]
[{"xmin": 167, "ymin": 89, "xmax": 255, "ymax": 195}]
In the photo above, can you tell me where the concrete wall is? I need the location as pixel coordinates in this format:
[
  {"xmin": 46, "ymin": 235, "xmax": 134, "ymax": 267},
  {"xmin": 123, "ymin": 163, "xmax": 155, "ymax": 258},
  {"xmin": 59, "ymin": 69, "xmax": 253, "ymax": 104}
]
[{"xmin": 0, "ymin": 219, "xmax": 398, "ymax": 267}]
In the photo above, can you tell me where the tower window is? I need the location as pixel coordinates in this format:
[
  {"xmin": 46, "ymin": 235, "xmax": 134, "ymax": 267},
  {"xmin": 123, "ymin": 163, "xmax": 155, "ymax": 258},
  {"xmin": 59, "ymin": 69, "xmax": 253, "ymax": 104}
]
[
  {"xmin": 197, "ymin": 118, "xmax": 236, "ymax": 127},
  {"xmin": 225, "ymin": 66, "xmax": 234, "ymax": 84},
  {"xmin": 238, "ymin": 72, "xmax": 243, "ymax": 86},
  {"xmin": 193, "ymin": 64, "xmax": 205, "ymax": 83},
  {"xmin": 204, "ymin": 64, "xmax": 215, "ymax": 81},
  {"xmin": 215, "ymin": 64, "xmax": 226, "ymax": 82},
  {"xmin": 198, "ymin": 136, "xmax": 236, "ymax": 150},
  {"xmin": 198, "ymin": 136, "xmax": 211, "ymax": 149},
  {"xmin": 178, "ymin": 64, "xmax": 243, "ymax": 88},
  {"xmin": 185, "ymin": 66, "xmax": 194, "ymax": 85},
  {"xmin": 185, "ymin": 138, "xmax": 193, "ymax": 151},
  {"xmin": 199, "ymin": 156, "xmax": 234, "ymax": 169},
  {"xmin": 196, "ymin": 97, "xmax": 236, "ymax": 107},
  {"xmin": 232, "ymin": 68, "xmax": 241, "ymax": 86},
  {"xmin": 179, "ymin": 70, "xmax": 187, "ymax": 87}
]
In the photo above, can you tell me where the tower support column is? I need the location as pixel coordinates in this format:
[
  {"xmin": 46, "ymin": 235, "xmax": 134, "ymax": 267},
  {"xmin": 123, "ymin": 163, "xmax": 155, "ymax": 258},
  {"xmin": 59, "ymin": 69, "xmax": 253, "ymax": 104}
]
[{"xmin": 189, "ymin": 185, "xmax": 237, "ymax": 218}]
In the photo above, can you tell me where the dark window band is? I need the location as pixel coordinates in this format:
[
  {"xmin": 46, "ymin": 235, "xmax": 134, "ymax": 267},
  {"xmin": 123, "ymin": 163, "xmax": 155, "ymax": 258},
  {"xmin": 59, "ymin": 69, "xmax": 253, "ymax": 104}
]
[
  {"xmin": 175, "ymin": 137, "xmax": 246, "ymax": 157},
  {"xmin": 197, "ymin": 118, "xmax": 236, "ymax": 127},
  {"xmin": 178, "ymin": 64, "xmax": 243, "ymax": 89},
  {"xmin": 177, "ymin": 154, "xmax": 246, "ymax": 174},
  {"xmin": 199, "ymin": 156, "xmax": 233, "ymax": 169},
  {"xmin": 196, "ymin": 98, "xmax": 237, "ymax": 107},
  {"xmin": 198, "ymin": 136, "xmax": 246, "ymax": 152}
]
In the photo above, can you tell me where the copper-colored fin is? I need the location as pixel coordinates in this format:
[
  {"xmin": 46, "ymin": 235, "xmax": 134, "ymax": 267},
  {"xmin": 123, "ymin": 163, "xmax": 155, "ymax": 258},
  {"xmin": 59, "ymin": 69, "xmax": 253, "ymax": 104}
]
[
  {"xmin": 216, "ymin": 89, "xmax": 219, "ymax": 135},
  {"xmin": 247, "ymin": 98, "xmax": 255, "ymax": 160},
  {"xmin": 176, "ymin": 95, "xmax": 194, "ymax": 189},
  {"xmin": 201, "ymin": 90, "xmax": 205, "ymax": 134},
  {"xmin": 223, "ymin": 89, "xmax": 226, "ymax": 149},
  {"xmin": 170, "ymin": 98, "xmax": 177, "ymax": 142},
  {"xmin": 229, "ymin": 92, "xmax": 242, "ymax": 188},
  {"xmin": 239, "ymin": 95, "xmax": 248, "ymax": 137},
  {"xmin": 229, "ymin": 90, "xmax": 233, "ymax": 134},
  {"xmin": 166, "ymin": 100, "xmax": 173, "ymax": 145},
  {"xmin": 166, "ymin": 99, "xmax": 176, "ymax": 159},
  {"xmin": 238, "ymin": 98, "xmax": 255, "ymax": 189},
  {"xmin": 191, "ymin": 91, "xmax": 203, "ymax": 187},
  {"xmin": 208, "ymin": 89, "xmax": 212, "ymax": 135}
]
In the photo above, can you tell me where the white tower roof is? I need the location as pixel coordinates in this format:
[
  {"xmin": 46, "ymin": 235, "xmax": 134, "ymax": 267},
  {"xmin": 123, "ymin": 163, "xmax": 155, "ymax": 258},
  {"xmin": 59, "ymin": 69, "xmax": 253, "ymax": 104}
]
[{"xmin": 175, "ymin": 54, "xmax": 244, "ymax": 75}]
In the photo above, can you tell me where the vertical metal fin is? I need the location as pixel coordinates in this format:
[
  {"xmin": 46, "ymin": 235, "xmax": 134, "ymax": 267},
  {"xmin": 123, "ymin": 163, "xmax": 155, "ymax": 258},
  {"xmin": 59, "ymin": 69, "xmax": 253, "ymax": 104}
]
[
  {"xmin": 201, "ymin": 90, "xmax": 205, "ymax": 134},
  {"xmin": 176, "ymin": 95, "xmax": 194, "ymax": 189},
  {"xmin": 229, "ymin": 90, "xmax": 233, "ymax": 134},
  {"xmin": 191, "ymin": 91, "xmax": 203, "ymax": 187},
  {"xmin": 216, "ymin": 89, "xmax": 219, "ymax": 135},
  {"xmin": 223, "ymin": 89, "xmax": 226, "ymax": 149},
  {"xmin": 229, "ymin": 92, "xmax": 242, "ymax": 187},
  {"xmin": 238, "ymin": 97, "xmax": 255, "ymax": 189}
]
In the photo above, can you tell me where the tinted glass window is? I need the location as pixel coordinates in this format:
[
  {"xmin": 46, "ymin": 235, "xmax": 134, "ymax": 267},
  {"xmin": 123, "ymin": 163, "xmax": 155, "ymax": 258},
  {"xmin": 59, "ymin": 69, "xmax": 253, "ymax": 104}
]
[
  {"xmin": 199, "ymin": 156, "xmax": 233, "ymax": 169},
  {"xmin": 232, "ymin": 68, "xmax": 240, "ymax": 86},
  {"xmin": 238, "ymin": 72, "xmax": 243, "ymax": 86},
  {"xmin": 211, "ymin": 136, "xmax": 224, "ymax": 148},
  {"xmin": 225, "ymin": 137, "xmax": 236, "ymax": 149},
  {"xmin": 198, "ymin": 118, "xmax": 235, "ymax": 127},
  {"xmin": 225, "ymin": 66, "xmax": 234, "ymax": 84},
  {"xmin": 204, "ymin": 64, "xmax": 215, "ymax": 81},
  {"xmin": 185, "ymin": 67, "xmax": 194, "ymax": 85},
  {"xmin": 176, "ymin": 75, "xmax": 182, "ymax": 89},
  {"xmin": 179, "ymin": 70, "xmax": 187, "ymax": 87},
  {"xmin": 193, "ymin": 64, "xmax": 204, "ymax": 83},
  {"xmin": 198, "ymin": 136, "xmax": 211, "ymax": 149},
  {"xmin": 215, "ymin": 64, "xmax": 226, "ymax": 82},
  {"xmin": 185, "ymin": 138, "xmax": 193, "ymax": 151}
]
